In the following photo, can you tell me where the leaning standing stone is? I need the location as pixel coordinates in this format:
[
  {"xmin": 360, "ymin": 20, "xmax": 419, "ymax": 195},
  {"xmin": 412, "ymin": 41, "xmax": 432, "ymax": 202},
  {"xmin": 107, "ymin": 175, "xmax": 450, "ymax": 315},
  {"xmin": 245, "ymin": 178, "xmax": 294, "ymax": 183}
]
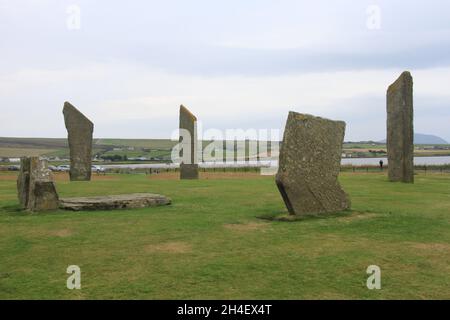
[
  {"xmin": 63, "ymin": 101, "xmax": 94, "ymax": 181},
  {"xmin": 179, "ymin": 105, "xmax": 199, "ymax": 179},
  {"xmin": 386, "ymin": 71, "xmax": 414, "ymax": 183},
  {"xmin": 276, "ymin": 112, "xmax": 350, "ymax": 216}
]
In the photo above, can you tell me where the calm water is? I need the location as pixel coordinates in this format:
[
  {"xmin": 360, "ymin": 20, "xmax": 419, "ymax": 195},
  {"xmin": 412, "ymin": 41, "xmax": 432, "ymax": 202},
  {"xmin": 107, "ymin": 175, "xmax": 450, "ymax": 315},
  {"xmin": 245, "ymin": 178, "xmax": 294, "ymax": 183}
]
[{"xmin": 102, "ymin": 156, "xmax": 450, "ymax": 169}]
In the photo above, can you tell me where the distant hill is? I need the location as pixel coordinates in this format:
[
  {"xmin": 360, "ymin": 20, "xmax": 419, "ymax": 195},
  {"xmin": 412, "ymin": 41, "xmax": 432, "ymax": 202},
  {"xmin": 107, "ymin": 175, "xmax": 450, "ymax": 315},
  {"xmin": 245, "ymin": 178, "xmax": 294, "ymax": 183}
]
[
  {"xmin": 379, "ymin": 133, "xmax": 448, "ymax": 145},
  {"xmin": 414, "ymin": 133, "xmax": 448, "ymax": 144}
]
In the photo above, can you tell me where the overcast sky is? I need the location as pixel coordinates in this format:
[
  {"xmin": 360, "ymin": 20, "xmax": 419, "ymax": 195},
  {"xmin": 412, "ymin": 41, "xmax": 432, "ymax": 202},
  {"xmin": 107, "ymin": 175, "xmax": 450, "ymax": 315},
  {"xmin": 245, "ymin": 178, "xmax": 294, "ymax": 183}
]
[{"xmin": 1, "ymin": 0, "xmax": 450, "ymax": 141}]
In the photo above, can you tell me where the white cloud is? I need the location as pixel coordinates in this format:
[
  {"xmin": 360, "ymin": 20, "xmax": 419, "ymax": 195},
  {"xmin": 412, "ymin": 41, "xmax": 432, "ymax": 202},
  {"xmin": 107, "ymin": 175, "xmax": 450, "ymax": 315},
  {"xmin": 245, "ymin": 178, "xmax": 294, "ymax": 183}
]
[{"xmin": 1, "ymin": 62, "xmax": 449, "ymax": 141}]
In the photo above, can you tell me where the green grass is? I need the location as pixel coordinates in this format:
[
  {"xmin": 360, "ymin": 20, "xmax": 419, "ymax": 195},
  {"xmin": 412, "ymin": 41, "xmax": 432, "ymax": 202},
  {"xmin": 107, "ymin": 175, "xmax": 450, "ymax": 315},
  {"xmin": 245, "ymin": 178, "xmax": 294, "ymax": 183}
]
[
  {"xmin": 95, "ymin": 138, "xmax": 177, "ymax": 149},
  {"xmin": 0, "ymin": 172, "xmax": 449, "ymax": 299}
]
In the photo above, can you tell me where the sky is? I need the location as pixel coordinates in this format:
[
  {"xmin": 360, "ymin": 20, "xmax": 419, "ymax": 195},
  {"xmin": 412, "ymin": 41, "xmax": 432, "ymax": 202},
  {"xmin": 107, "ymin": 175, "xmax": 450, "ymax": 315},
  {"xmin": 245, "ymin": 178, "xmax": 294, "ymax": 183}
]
[{"xmin": 1, "ymin": 0, "xmax": 450, "ymax": 142}]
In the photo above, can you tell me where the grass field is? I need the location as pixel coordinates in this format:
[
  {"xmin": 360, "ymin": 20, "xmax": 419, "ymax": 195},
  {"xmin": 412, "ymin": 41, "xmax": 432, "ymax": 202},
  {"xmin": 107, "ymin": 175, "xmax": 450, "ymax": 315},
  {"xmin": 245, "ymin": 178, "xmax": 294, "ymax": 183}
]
[
  {"xmin": 0, "ymin": 171, "xmax": 449, "ymax": 299},
  {"xmin": 0, "ymin": 147, "xmax": 57, "ymax": 158}
]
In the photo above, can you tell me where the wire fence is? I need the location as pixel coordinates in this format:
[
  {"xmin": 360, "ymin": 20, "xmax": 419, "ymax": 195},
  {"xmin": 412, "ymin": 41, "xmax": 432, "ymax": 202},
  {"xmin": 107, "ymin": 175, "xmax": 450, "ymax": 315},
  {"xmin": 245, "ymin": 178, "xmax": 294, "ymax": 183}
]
[
  {"xmin": 102, "ymin": 164, "xmax": 450, "ymax": 175},
  {"xmin": 2, "ymin": 163, "xmax": 449, "ymax": 175},
  {"xmin": 340, "ymin": 164, "xmax": 450, "ymax": 174}
]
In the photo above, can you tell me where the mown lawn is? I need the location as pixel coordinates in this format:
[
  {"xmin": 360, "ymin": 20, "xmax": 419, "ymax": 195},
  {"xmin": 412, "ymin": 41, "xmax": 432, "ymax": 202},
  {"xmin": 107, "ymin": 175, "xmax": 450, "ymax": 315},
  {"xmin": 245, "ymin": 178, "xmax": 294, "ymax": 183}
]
[{"xmin": 0, "ymin": 171, "xmax": 449, "ymax": 299}]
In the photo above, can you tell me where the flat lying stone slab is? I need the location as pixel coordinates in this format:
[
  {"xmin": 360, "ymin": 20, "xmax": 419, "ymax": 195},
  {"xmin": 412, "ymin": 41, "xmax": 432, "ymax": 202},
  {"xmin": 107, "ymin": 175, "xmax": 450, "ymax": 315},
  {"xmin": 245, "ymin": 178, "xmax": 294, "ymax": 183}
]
[{"xmin": 59, "ymin": 193, "xmax": 171, "ymax": 211}]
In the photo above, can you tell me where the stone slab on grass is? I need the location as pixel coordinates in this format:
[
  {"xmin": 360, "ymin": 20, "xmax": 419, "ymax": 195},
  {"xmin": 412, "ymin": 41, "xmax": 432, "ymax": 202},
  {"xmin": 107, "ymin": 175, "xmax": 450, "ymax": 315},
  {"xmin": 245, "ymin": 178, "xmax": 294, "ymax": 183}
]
[{"xmin": 59, "ymin": 193, "xmax": 171, "ymax": 211}]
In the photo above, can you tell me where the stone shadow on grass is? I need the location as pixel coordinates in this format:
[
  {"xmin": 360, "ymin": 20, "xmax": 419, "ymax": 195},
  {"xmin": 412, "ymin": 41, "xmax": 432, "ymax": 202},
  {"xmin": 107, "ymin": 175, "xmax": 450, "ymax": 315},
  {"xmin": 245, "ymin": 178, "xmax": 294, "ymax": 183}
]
[
  {"xmin": 0, "ymin": 203, "xmax": 28, "ymax": 216},
  {"xmin": 256, "ymin": 209, "xmax": 357, "ymax": 223}
]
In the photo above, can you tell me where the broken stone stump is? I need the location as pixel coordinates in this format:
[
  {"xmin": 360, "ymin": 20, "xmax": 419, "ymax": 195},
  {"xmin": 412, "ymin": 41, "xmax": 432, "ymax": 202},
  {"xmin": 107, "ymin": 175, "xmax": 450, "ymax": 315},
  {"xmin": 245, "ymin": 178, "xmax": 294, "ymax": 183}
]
[
  {"xmin": 32, "ymin": 181, "xmax": 60, "ymax": 211},
  {"xmin": 179, "ymin": 105, "xmax": 199, "ymax": 179},
  {"xmin": 387, "ymin": 71, "xmax": 414, "ymax": 183},
  {"xmin": 63, "ymin": 101, "xmax": 94, "ymax": 181},
  {"xmin": 59, "ymin": 193, "xmax": 171, "ymax": 211},
  {"xmin": 276, "ymin": 112, "xmax": 350, "ymax": 216},
  {"xmin": 17, "ymin": 157, "xmax": 59, "ymax": 212}
]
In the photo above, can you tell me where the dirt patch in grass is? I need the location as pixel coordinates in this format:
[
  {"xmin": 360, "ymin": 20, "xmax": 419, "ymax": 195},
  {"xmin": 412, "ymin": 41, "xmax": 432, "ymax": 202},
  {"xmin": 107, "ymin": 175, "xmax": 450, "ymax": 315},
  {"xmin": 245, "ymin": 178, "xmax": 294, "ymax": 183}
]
[
  {"xmin": 148, "ymin": 172, "xmax": 265, "ymax": 180},
  {"xmin": 49, "ymin": 229, "xmax": 73, "ymax": 238},
  {"xmin": 337, "ymin": 212, "xmax": 380, "ymax": 222},
  {"xmin": 52, "ymin": 173, "xmax": 118, "ymax": 181},
  {"xmin": 144, "ymin": 241, "xmax": 192, "ymax": 254},
  {"xmin": 200, "ymin": 172, "xmax": 263, "ymax": 180},
  {"xmin": 273, "ymin": 233, "xmax": 357, "ymax": 260},
  {"xmin": 0, "ymin": 175, "xmax": 17, "ymax": 181},
  {"xmin": 402, "ymin": 242, "xmax": 450, "ymax": 273},
  {"xmin": 408, "ymin": 242, "xmax": 450, "ymax": 251},
  {"xmin": 147, "ymin": 172, "xmax": 179, "ymax": 180},
  {"xmin": 340, "ymin": 171, "xmax": 386, "ymax": 176},
  {"xmin": 224, "ymin": 222, "xmax": 269, "ymax": 232}
]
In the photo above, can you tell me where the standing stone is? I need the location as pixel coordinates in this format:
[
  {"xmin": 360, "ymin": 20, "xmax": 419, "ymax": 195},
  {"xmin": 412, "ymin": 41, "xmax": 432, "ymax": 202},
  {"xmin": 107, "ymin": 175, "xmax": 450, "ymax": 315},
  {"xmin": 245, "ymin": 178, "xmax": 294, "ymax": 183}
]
[
  {"xmin": 179, "ymin": 105, "xmax": 199, "ymax": 179},
  {"xmin": 63, "ymin": 101, "xmax": 94, "ymax": 181},
  {"xmin": 17, "ymin": 157, "xmax": 31, "ymax": 208},
  {"xmin": 276, "ymin": 112, "xmax": 350, "ymax": 216},
  {"xmin": 17, "ymin": 157, "xmax": 59, "ymax": 211},
  {"xmin": 387, "ymin": 71, "xmax": 414, "ymax": 183}
]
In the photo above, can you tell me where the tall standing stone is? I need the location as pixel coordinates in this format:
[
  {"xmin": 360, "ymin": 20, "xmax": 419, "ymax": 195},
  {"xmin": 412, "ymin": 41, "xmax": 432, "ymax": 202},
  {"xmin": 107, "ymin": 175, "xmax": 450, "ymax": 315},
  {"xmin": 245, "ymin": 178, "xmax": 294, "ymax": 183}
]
[
  {"xmin": 17, "ymin": 157, "xmax": 32, "ymax": 208},
  {"xmin": 63, "ymin": 101, "xmax": 94, "ymax": 181},
  {"xmin": 276, "ymin": 112, "xmax": 350, "ymax": 216},
  {"xmin": 387, "ymin": 71, "xmax": 414, "ymax": 183},
  {"xmin": 179, "ymin": 105, "xmax": 199, "ymax": 179},
  {"xmin": 17, "ymin": 157, "xmax": 59, "ymax": 211}
]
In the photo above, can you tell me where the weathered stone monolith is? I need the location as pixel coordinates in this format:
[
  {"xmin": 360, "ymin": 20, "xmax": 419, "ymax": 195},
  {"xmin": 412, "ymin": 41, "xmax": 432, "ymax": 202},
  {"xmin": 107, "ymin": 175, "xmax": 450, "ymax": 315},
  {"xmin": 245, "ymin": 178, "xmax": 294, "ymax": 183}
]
[
  {"xmin": 179, "ymin": 105, "xmax": 199, "ymax": 179},
  {"xmin": 276, "ymin": 112, "xmax": 350, "ymax": 216},
  {"xmin": 17, "ymin": 157, "xmax": 59, "ymax": 211},
  {"xmin": 63, "ymin": 101, "xmax": 93, "ymax": 181},
  {"xmin": 17, "ymin": 157, "xmax": 31, "ymax": 208},
  {"xmin": 387, "ymin": 71, "xmax": 414, "ymax": 183}
]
